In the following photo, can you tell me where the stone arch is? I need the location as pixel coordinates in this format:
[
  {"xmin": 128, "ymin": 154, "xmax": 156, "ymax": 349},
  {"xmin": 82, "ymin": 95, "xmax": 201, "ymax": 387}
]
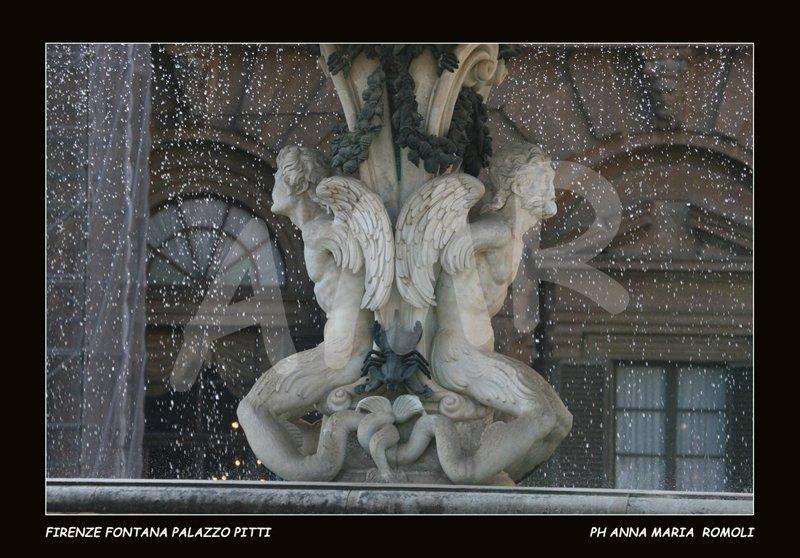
[
  {"xmin": 574, "ymin": 131, "xmax": 752, "ymax": 171},
  {"xmin": 144, "ymin": 139, "xmax": 325, "ymax": 400},
  {"xmin": 543, "ymin": 140, "xmax": 752, "ymax": 259},
  {"xmin": 148, "ymin": 139, "xmax": 311, "ymax": 296}
]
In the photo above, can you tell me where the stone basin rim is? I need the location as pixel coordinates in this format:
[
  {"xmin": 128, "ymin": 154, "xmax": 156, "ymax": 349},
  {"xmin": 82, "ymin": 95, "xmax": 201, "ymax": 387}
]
[{"xmin": 46, "ymin": 478, "xmax": 753, "ymax": 500}]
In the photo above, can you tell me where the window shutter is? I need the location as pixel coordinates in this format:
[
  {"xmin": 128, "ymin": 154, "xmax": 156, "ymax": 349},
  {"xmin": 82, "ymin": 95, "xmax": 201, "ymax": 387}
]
[
  {"xmin": 554, "ymin": 364, "xmax": 609, "ymax": 488},
  {"xmin": 725, "ymin": 364, "xmax": 753, "ymax": 492}
]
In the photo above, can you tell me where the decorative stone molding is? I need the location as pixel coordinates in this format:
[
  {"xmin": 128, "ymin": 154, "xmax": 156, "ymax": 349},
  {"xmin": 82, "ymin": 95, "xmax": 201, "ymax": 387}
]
[
  {"xmin": 164, "ymin": 44, "xmax": 216, "ymax": 120},
  {"xmin": 640, "ymin": 46, "xmax": 691, "ymax": 130},
  {"xmin": 688, "ymin": 203, "xmax": 752, "ymax": 253},
  {"xmin": 423, "ymin": 44, "xmax": 506, "ymax": 137},
  {"xmin": 318, "ymin": 45, "xmax": 399, "ymax": 215}
]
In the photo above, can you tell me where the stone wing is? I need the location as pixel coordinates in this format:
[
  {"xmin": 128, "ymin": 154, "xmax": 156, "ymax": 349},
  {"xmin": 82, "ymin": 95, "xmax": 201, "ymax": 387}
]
[
  {"xmin": 315, "ymin": 176, "xmax": 394, "ymax": 311},
  {"xmin": 395, "ymin": 173, "xmax": 485, "ymax": 308}
]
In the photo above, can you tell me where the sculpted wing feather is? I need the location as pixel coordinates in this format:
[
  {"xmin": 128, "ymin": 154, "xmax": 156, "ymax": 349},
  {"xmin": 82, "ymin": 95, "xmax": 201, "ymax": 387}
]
[
  {"xmin": 315, "ymin": 176, "xmax": 394, "ymax": 311},
  {"xmin": 395, "ymin": 173, "xmax": 485, "ymax": 308}
]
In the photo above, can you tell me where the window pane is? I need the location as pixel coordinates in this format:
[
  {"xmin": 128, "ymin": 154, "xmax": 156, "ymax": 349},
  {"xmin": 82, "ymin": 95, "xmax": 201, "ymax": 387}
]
[
  {"xmin": 146, "ymin": 197, "xmax": 285, "ymax": 294},
  {"xmin": 678, "ymin": 366, "xmax": 726, "ymax": 410},
  {"xmin": 159, "ymin": 235, "xmax": 195, "ymax": 275},
  {"xmin": 181, "ymin": 197, "xmax": 227, "ymax": 229},
  {"xmin": 677, "ymin": 411, "xmax": 725, "ymax": 456},
  {"xmin": 217, "ymin": 240, "xmax": 247, "ymax": 272},
  {"xmin": 272, "ymin": 240, "xmax": 286, "ymax": 286},
  {"xmin": 253, "ymin": 240, "xmax": 286, "ymax": 287},
  {"xmin": 236, "ymin": 218, "xmax": 271, "ymax": 250},
  {"xmin": 616, "ymin": 411, "xmax": 666, "ymax": 454},
  {"xmin": 148, "ymin": 256, "xmax": 191, "ymax": 286},
  {"xmin": 189, "ymin": 229, "xmax": 220, "ymax": 275},
  {"xmin": 676, "ymin": 457, "xmax": 725, "ymax": 492},
  {"xmin": 616, "ymin": 456, "xmax": 666, "ymax": 490},
  {"xmin": 223, "ymin": 258, "xmax": 254, "ymax": 286},
  {"xmin": 147, "ymin": 203, "xmax": 181, "ymax": 247},
  {"xmin": 223, "ymin": 206, "xmax": 252, "ymax": 237},
  {"xmin": 207, "ymin": 235, "xmax": 234, "ymax": 278},
  {"xmin": 616, "ymin": 365, "xmax": 666, "ymax": 408}
]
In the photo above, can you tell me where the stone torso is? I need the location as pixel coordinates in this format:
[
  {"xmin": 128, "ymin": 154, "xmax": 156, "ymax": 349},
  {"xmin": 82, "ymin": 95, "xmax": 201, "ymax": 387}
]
[
  {"xmin": 435, "ymin": 268, "xmax": 496, "ymax": 351},
  {"xmin": 476, "ymin": 248, "xmax": 514, "ymax": 317},
  {"xmin": 475, "ymin": 216, "xmax": 520, "ymax": 318},
  {"xmin": 301, "ymin": 216, "xmax": 362, "ymax": 316}
]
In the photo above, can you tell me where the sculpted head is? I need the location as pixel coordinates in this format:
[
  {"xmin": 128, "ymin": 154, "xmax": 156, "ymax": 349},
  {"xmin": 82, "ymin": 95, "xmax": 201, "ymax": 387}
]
[
  {"xmin": 484, "ymin": 142, "xmax": 557, "ymax": 219},
  {"xmin": 272, "ymin": 146, "xmax": 331, "ymax": 219}
]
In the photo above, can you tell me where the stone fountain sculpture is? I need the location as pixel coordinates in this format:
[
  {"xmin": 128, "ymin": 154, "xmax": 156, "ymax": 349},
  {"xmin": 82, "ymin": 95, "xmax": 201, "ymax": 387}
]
[{"xmin": 237, "ymin": 44, "xmax": 573, "ymax": 485}]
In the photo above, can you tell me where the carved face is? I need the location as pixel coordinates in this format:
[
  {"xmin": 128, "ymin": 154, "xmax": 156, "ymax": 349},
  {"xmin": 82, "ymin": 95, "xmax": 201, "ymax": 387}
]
[
  {"xmin": 270, "ymin": 167, "xmax": 294, "ymax": 218},
  {"xmin": 515, "ymin": 161, "xmax": 557, "ymax": 219}
]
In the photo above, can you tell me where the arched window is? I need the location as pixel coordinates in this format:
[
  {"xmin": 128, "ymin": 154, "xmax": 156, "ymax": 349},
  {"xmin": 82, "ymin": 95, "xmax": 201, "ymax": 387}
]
[
  {"xmin": 143, "ymin": 194, "xmax": 286, "ymax": 481},
  {"xmin": 147, "ymin": 194, "xmax": 285, "ymax": 289}
]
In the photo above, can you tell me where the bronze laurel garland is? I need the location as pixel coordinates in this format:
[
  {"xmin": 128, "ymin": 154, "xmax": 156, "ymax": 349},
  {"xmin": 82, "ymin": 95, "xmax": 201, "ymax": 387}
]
[
  {"xmin": 452, "ymin": 88, "xmax": 492, "ymax": 177},
  {"xmin": 329, "ymin": 68, "xmax": 385, "ymax": 174},
  {"xmin": 381, "ymin": 45, "xmax": 458, "ymax": 174},
  {"xmin": 324, "ymin": 44, "xmax": 501, "ymax": 177}
]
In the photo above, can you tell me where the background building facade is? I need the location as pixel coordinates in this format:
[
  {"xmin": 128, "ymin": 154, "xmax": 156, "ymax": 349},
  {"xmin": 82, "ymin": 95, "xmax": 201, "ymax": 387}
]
[{"xmin": 46, "ymin": 44, "xmax": 753, "ymax": 491}]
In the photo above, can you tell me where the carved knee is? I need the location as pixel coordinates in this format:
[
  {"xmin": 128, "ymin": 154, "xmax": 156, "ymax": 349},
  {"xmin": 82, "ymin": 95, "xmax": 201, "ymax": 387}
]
[
  {"xmin": 535, "ymin": 404, "xmax": 558, "ymax": 438},
  {"xmin": 556, "ymin": 408, "xmax": 573, "ymax": 440},
  {"xmin": 515, "ymin": 395, "xmax": 557, "ymax": 429},
  {"xmin": 545, "ymin": 398, "xmax": 572, "ymax": 443},
  {"xmin": 236, "ymin": 396, "xmax": 261, "ymax": 438}
]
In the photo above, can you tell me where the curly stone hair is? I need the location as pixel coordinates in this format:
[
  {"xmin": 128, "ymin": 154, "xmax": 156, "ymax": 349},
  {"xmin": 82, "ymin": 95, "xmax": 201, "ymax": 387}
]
[
  {"xmin": 484, "ymin": 142, "xmax": 551, "ymax": 213},
  {"xmin": 276, "ymin": 145, "xmax": 331, "ymax": 199}
]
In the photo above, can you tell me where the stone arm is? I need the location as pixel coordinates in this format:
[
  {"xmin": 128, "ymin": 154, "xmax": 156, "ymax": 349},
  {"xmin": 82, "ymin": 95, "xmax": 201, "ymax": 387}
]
[
  {"xmin": 301, "ymin": 217, "xmax": 336, "ymax": 255},
  {"xmin": 469, "ymin": 215, "xmax": 514, "ymax": 255},
  {"xmin": 301, "ymin": 217, "xmax": 357, "ymax": 272},
  {"xmin": 441, "ymin": 213, "xmax": 512, "ymax": 272}
]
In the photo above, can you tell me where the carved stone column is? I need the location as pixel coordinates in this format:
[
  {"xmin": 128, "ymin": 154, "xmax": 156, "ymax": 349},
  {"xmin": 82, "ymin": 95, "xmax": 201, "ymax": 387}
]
[
  {"xmin": 319, "ymin": 44, "xmax": 506, "ymax": 216},
  {"xmin": 319, "ymin": 44, "xmax": 507, "ymax": 349}
]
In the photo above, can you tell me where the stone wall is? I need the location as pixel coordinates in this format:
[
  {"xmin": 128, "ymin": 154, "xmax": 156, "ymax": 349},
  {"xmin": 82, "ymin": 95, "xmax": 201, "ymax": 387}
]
[
  {"xmin": 46, "ymin": 44, "xmax": 152, "ymax": 478},
  {"xmin": 46, "ymin": 43, "xmax": 92, "ymax": 477}
]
